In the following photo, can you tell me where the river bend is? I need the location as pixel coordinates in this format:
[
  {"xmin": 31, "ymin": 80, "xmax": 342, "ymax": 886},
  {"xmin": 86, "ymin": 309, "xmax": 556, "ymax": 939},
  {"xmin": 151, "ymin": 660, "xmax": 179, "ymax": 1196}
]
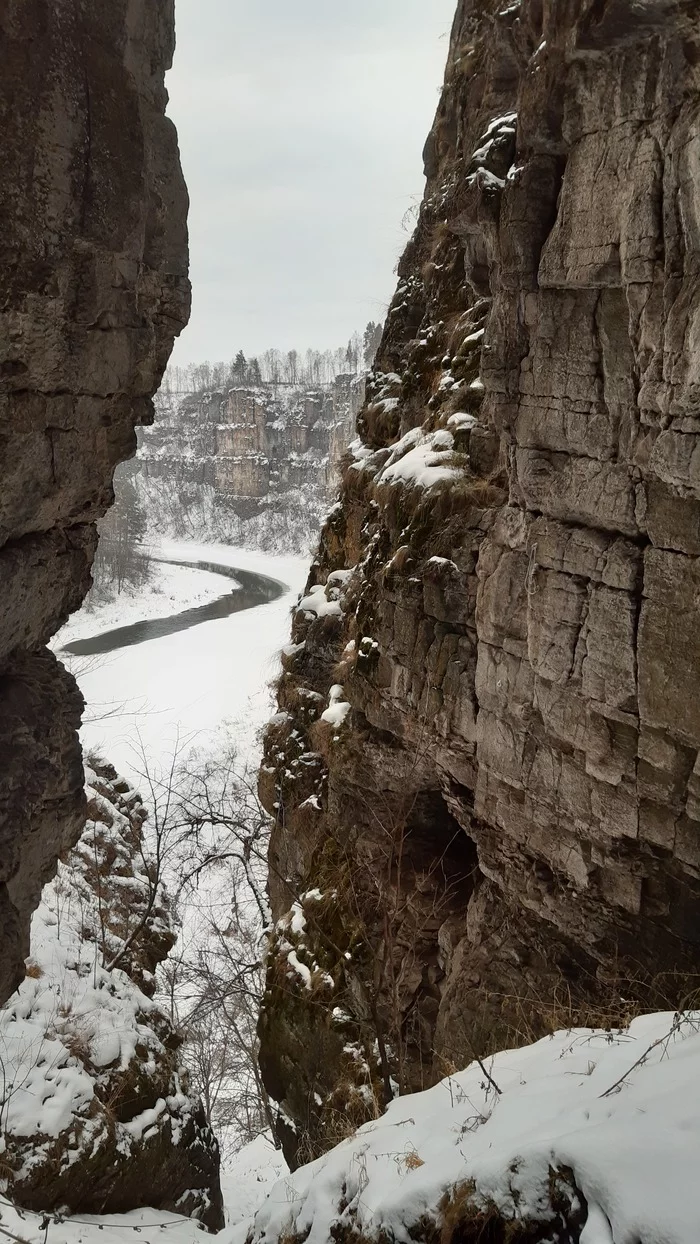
[{"xmin": 62, "ymin": 558, "xmax": 288, "ymax": 657}]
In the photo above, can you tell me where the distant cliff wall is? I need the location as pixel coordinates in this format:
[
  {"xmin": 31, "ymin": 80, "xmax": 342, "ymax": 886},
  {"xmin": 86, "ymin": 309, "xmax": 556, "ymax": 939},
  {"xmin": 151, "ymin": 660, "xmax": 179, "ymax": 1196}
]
[
  {"xmin": 125, "ymin": 375, "xmax": 363, "ymax": 552},
  {"xmin": 0, "ymin": 1, "xmax": 190, "ymax": 1005},
  {"xmin": 258, "ymin": 0, "xmax": 700, "ymax": 1167}
]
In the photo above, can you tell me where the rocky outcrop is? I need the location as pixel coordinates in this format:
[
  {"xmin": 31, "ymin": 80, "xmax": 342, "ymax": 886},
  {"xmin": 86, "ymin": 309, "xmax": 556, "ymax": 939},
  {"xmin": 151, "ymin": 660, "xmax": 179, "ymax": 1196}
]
[
  {"xmin": 0, "ymin": 2, "xmax": 190, "ymax": 1004},
  {"xmin": 0, "ymin": 761, "xmax": 222, "ymax": 1229},
  {"xmin": 259, "ymin": 0, "xmax": 700, "ymax": 1166},
  {"xmin": 247, "ymin": 1011, "xmax": 700, "ymax": 1244},
  {"xmin": 124, "ymin": 375, "xmax": 362, "ymax": 552}
]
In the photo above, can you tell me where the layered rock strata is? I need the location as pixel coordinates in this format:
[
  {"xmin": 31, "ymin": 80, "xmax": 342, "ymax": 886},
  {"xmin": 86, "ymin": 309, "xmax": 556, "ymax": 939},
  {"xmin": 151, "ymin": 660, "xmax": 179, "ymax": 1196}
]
[
  {"xmin": 259, "ymin": 0, "xmax": 700, "ymax": 1166},
  {"xmin": 0, "ymin": 1, "xmax": 190, "ymax": 1003},
  {"xmin": 124, "ymin": 375, "xmax": 362, "ymax": 552}
]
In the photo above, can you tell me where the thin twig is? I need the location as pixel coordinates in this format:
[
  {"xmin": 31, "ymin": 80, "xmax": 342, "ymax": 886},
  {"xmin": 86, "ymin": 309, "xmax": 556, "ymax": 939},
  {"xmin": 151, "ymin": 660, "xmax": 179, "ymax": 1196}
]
[
  {"xmin": 475, "ymin": 1056, "xmax": 502, "ymax": 1096},
  {"xmin": 600, "ymin": 1013, "xmax": 685, "ymax": 1098}
]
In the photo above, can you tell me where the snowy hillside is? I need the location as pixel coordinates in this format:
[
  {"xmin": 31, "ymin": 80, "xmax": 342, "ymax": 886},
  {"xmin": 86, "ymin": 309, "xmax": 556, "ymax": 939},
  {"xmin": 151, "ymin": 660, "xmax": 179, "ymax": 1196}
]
[
  {"xmin": 247, "ymin": 1012, "xmax": 700, "ymax": 1244},
  {"xmin": 0, "ymin": 762, "xmax": 221, "ymax": 1228},
  {"xmin": 2, "ymin": 1011, "xmax": 699, "ymax": 1242}
]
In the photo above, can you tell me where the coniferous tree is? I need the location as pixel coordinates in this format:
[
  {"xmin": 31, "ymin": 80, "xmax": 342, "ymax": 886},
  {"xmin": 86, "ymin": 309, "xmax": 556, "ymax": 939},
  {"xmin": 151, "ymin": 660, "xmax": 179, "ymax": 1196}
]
[
  {"xmin": 247, "ymin": 357, "xmax": 262, "ymax": 386},
  {"xmin": 363, "ymin": 321, "xmax": 383, "ymax": 368},
  {"xmin": 232, "ymin": 350, "xmax": 247, "ymax": 383}
]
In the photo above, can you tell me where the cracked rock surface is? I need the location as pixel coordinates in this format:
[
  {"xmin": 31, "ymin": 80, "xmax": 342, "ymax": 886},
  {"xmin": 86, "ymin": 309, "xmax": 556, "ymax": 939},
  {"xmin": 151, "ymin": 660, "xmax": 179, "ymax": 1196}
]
[
  {"xmin": 258, "ymin": 0, "xmax": 700, "ymax": 1167},
  {"xmin": 0, "ymin": 0, "xmax": 189, "ymax": 1005}
]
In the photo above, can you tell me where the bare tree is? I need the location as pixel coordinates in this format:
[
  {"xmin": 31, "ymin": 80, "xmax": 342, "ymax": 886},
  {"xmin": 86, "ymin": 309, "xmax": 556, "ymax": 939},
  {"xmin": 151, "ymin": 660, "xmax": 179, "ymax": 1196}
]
[
  {"xmin": 90, "ymin": 474, "xmax": 151, "ymax": 599},
  {"xmin": 285, "ymin": 350, "xmax": 299, "ymax": 385},
  {"xmin": 133, "ymin": 740, "xmax": 280, "ymax": 1158}
]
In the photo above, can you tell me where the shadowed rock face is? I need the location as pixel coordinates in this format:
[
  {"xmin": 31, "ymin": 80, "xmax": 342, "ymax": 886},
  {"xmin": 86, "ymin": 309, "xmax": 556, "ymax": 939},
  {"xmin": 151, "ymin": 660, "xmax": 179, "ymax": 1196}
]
[
  {"xmin": 0, "ymin": 1, "xmax": 190, "ymax": 1005},
  {"xmin": 259, "ymin": 0, "xmax": 700, "ymax": 1166}
]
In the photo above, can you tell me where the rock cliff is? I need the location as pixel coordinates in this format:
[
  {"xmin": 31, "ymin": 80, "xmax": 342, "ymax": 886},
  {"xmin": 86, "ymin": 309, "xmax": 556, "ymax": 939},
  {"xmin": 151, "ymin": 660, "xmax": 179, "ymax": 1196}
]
[
  {"xmin": 0, "ymin": 761, "xmax": 222, "ymax": 1230},
  {"xmin": 123, "ymin": 375, "xmax": 363, "ymax": 553},
  {"xmin": 259, "ymin": 0, "xmax": 700, "ymax": 1166},
  {"xmin": 0, "ymin": 1, "xmax": 189, "ymax": 1004}
]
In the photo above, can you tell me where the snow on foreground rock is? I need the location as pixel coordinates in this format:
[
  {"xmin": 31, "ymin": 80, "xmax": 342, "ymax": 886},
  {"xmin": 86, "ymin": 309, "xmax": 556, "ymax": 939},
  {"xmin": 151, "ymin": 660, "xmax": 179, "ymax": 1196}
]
[
  {"xmin": 0, "ymin": 762, "xmax": 222, "ymax": 1229},
  {"xmin": 248, "ymin": 1013, "xmax": 700, "ymax": 1244}
]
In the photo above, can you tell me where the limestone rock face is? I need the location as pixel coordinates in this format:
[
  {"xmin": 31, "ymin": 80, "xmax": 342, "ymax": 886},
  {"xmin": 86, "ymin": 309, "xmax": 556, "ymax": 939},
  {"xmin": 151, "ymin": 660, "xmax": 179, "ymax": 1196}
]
[
  {"xmin": 0, "ymin": 1, "xmax": 190, "ymax": 1004},
  {"xmin": 259, "ymin": 0, "xmax": 700, "ymax": 1166}
]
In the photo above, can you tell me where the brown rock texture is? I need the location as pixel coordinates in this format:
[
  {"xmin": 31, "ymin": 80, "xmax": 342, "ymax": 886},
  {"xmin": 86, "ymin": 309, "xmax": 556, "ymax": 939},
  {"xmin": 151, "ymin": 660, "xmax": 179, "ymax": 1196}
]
[
  {"xmin": 0, "ymin": 1, "xmax": 190, "ymax": 1004},
  {"xmin": 258, "ymin": 0, "xmax": 700, "ymax": 1166}
]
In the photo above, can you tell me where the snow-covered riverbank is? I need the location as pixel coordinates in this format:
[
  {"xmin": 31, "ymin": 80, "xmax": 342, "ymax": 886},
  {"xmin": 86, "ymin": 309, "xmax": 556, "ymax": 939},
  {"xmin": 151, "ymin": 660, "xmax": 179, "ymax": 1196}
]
[
  {"xmin": 8, "ymin": 543, "xmax": 301, "ymax": 1236},
  {"xmin": 49, "ymin": 540, "xmax": 308, "ymax": 1176}
]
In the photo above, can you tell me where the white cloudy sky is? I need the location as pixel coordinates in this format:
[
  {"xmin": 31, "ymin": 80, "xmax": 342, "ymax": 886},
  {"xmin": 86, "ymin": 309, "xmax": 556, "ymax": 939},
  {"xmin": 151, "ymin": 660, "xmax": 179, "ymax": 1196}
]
[{"xmin": 167, "ymin": 0, "xmax": 455, "ymax": 365}]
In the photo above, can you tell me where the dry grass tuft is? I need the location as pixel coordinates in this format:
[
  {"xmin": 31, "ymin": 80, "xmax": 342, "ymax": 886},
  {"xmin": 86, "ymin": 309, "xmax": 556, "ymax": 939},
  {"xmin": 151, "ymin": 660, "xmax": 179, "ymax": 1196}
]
[
  {"xmin": 435, "ymin": 1167, "xmax": 584, "ymax": 1244},
  {"xmin": 59, "ymin": 1026, "xmax": 93, "ymax": 1066},
  {"xmin": 404, "ymin": 1150, "xmax": 425, "ymax": 1171}
]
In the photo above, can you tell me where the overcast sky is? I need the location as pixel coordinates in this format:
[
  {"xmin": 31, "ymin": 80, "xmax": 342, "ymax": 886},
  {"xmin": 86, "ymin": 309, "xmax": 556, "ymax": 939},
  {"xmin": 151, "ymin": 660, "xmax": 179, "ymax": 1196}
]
[{"xmin": 166, "ymin": 1, "xmax": 455, "ymax": 366}]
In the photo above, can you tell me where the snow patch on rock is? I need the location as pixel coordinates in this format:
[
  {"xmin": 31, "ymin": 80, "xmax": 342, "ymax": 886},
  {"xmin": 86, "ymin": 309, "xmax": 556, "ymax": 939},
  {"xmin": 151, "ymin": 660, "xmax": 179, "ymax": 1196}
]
[
  {"xmin": 377, "ymin": 428, "xmax": 461, "ymax": 490},
  {"xmin": 0, "ymin": 762, "xmax": 221, "ymax": 1226}
]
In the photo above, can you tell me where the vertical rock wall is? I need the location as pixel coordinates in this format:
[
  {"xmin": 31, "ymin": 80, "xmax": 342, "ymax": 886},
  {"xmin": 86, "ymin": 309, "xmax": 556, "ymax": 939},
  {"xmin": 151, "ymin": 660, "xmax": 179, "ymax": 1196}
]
[
  {"xmin": 259, "ymin": 0, "xmax": 700, "ymax": 1166},
  {"xmin": 0, "ymin": 0, "xmax": 190, "ymax": 1004}
]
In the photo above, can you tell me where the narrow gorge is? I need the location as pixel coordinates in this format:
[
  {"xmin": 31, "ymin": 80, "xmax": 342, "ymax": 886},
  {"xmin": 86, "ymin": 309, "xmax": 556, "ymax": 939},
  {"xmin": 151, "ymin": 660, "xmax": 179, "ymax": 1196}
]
[{"xmin": 3, "ymin": 0, "xmax": 700, "ymax": 1240}]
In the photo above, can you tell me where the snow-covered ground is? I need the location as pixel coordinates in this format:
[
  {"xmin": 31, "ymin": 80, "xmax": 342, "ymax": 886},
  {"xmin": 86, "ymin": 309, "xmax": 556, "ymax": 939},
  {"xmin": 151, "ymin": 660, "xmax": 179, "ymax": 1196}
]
[
  {"xmin": 220, "ymin": 1135, "xmax": 288, "ymax": 1234},
  {"xmin": 0, "ymin": 1134, "xmax": 285, "ymax": 1244},
  {"xmin": 247, "ymin": 1012, "xmax": 700, "ymax": 1244},
  {"xmin": 54, "ymin": 541, "xmax": 309, "ymax": 784},
  {"xmin": 57, "ymin": 559, "xmax": 234, "ymax": 646},
  {"xmin": 6, "ymin": 1012, "xmax": 700, "ymax": 1243}
]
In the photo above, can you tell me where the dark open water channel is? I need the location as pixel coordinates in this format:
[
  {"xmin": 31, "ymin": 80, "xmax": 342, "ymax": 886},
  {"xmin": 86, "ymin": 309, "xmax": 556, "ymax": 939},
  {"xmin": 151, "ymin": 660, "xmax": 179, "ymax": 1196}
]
[{"xmin": 62, "ymin": 558, "xmax": 288, "ymax": 657}]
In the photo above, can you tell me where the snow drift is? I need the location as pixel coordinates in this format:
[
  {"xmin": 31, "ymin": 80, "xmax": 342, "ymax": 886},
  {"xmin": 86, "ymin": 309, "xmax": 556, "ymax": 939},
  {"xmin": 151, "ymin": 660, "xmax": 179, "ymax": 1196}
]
[{"xmin": 248, "ymin": 1012, "xmax": 700, "ymax": 1244}]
